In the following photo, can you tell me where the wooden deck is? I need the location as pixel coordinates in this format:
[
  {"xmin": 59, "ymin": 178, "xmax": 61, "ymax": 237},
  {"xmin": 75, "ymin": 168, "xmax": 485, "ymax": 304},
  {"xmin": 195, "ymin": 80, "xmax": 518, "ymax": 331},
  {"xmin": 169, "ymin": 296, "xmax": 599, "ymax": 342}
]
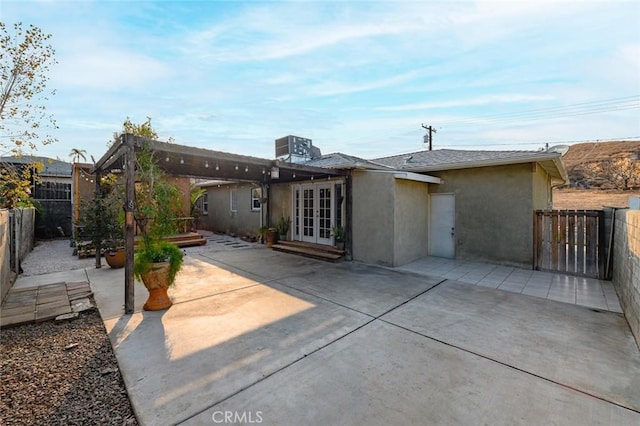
[
  {"xmin": 76, "ymin": 232, "xmax": 206, "ymax": 258},
  {"xmin": 271, "ymin": 240, "xmax": 345, "ymax": 262}
]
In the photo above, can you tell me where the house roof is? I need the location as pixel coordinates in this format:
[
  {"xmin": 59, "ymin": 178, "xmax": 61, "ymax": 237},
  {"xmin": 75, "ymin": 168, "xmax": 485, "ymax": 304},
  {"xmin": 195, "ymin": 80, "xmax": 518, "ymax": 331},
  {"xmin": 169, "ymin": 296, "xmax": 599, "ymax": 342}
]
[
  {"xmin": 373, "ymin": 149, "xmax": 568, "ymax": 184},
  {"xmin": 93, "ymin": 135, "xmax": 347, "ymax": 184},
  {"xmin": 303, "ymin": 152, "xmax": 392, "ymax": 170},
  {"xmin": 0, "ymin": 156, "xmax": 73, "ymax": 177}
]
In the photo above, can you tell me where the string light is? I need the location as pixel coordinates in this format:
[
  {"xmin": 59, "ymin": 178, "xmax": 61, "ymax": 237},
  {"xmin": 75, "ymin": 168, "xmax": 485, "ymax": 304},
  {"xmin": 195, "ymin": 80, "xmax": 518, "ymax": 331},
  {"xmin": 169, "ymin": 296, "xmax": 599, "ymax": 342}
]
[
  {"xmin": 205, "ymin": 161, "xmax": 209, "ymax": 168},
  {"xmin": 245, "ymin": 165, "xmax": 249, "ymax": 172},
  {"xmin": 165, "ymin": 156, "xmax": 170, "ymax": 162},
  {"xmin": 215, "ymin": 163, "xmax": 219, "ymax": 170},
  {"xmin": 262, "ymin": 168, "xmax": 265, "ymax": 174},
  {"xmin": 180, "ymin": 158, "xmax": 184, "ymax": 164},
  {"xmin": 235, "ymin": 164, "xmax": 239, "ymax": 171}
]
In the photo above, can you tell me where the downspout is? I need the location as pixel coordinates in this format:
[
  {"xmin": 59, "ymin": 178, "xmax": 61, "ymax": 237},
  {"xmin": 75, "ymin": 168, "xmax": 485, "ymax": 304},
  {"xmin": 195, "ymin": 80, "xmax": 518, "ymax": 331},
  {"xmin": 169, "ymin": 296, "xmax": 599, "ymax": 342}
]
[{"xmin": 345, "ymin": 172, "xmax": 353, "ymax": 260}]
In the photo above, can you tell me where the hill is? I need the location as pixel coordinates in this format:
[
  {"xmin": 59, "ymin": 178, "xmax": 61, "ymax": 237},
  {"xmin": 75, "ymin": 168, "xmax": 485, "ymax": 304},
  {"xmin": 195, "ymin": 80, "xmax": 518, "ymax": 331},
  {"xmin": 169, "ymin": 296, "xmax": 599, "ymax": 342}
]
[
  {"xmin": 553, "ymin": 140, "xmax": 639, "ymax": 209},
  {"xmin": 560, "ymin": 140, "xmax": 640, "ymax": 190}
]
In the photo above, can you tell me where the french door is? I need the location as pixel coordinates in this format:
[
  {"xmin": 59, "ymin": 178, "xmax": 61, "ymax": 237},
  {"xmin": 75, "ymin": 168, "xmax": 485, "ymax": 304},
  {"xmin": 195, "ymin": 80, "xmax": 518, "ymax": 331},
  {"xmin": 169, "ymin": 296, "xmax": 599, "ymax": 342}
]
[{"xmin": 295, "ymin": 183, "xmax": 333, "ymax": 245}]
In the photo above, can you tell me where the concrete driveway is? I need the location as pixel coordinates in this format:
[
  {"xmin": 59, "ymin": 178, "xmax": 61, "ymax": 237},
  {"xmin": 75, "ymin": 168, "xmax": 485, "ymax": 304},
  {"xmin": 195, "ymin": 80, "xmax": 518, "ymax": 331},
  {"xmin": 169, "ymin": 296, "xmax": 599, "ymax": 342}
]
[{"xmin": 86, "ymin": 244, "xmax": 640, "ymax": 425}]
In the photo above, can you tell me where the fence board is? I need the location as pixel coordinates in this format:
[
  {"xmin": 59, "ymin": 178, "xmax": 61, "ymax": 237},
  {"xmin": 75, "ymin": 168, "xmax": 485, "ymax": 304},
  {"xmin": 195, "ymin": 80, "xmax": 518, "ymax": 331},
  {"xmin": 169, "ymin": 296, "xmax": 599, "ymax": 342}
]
[
  {"xmin": 558, "ymin": 214, "xmax": 567, "ymax": 272},
  {"xmin": 586, "ymin": 216, "xmax": 598, "ymax": 276},
  {"xmin": 576, "ymin": 213, "xmax": 586, "ymax": 275},
  {"xmin": 567, "ymin": 212, "xmax": 576, "ymax": 274},
  {"xmin": 534, "ymin": 210, "xmax": 603, "ymax": 279}
]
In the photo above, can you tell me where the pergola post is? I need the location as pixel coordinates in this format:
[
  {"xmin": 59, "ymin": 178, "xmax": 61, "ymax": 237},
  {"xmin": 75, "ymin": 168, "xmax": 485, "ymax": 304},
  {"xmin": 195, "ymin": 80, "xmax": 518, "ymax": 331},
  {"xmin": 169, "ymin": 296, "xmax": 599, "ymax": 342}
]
[
  {"xmin": 124, "ymin": 134, "xmax": 136, "ymax": 314},
  {"xmin": 94, "ymin": 169, "xmax": 102, "ymax": 269}
]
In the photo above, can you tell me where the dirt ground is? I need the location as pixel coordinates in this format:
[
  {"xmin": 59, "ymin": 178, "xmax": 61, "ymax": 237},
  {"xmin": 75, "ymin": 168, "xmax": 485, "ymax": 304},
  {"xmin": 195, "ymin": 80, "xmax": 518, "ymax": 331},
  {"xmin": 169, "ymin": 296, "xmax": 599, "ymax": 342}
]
[{"xmin": 553, "ymin": 188, "xmax": 637, "ymax": 210}]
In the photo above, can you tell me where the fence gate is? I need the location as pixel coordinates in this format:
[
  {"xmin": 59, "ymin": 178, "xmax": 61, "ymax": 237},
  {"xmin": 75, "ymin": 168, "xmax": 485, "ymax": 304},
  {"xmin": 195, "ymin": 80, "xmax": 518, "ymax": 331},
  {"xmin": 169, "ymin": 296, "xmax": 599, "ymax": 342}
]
[{"xmin": 534, "ymin": 210, "xmax": 605, "ymax": 279}]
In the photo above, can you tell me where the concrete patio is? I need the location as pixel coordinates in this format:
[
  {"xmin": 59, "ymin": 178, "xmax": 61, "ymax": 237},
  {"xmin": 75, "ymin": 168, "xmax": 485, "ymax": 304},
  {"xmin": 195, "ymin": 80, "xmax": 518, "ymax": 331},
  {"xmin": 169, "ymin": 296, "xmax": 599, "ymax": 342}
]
[{"xmin": 8, "ymin": 238, "xmax": 640, "ymax": 425}]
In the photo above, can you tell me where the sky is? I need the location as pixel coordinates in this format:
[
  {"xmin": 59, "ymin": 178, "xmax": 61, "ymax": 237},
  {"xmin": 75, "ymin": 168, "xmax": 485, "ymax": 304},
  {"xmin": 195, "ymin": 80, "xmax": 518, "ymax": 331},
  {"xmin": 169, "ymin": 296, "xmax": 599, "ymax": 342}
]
[{"xmin": 2, "ymin": 0, "xmax": 639, "ymax": 163}]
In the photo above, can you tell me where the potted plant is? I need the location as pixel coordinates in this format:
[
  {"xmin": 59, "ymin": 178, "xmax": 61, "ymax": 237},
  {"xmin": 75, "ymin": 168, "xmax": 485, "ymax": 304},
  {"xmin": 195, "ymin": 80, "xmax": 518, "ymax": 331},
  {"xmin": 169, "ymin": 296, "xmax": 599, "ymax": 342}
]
[
  {"xmin": 257, "ymin": 225, "xmax": 269, "ymax": 244},
  {"xmin": 265, "ymin": 227, "xmax": 278, "ymax": 248},
  {"xmin": 132, "ymin": 143, "xmax": 184, "ymax": 310},
  {"xmin": 101, "ymin": 175, "xmax": 126, "ymax": 268},
  {"xmin": 77, "ymin": 184, "xmax": 125, "ymax": 268},
  {"xmin": 331, "ymin": 226, "xmax": 345, "ymax": 250},
  {"xmin": 276, "ymin": 216, "xmax": 291, "ymax": 241}
]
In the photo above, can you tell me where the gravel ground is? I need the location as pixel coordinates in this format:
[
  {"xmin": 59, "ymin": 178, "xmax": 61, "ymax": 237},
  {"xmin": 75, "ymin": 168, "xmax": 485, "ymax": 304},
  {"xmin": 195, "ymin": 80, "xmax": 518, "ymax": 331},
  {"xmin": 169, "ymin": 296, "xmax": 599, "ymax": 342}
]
[
  {"xmin": 20, "ymin": 238, "xmax": 95, "ymax": 277},
  {"xmin": 0, "ymin": 309, "xmax": 138, "ymax": 425}
]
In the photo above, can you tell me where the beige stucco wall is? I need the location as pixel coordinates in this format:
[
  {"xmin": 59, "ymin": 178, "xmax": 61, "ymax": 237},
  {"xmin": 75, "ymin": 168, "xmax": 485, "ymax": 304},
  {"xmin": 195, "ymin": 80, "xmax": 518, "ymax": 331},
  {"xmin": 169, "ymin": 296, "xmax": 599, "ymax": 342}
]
[
  {"xmin": 269, "ymin": 184, "xmax": 292, "ymax": 237},
  {"xmin": 612, "ymin": 209, "xmax": 640, "ymax": 347},
  {"xmin": 201, "ymin": 183, "xmax": 261, "ymax": 237},
  {"xmin": 428, "ymin": 163, "xmax": 548, "ymax": 268},
  {"xmin": 394, "ymin": 178, "xmax": 430, "ymax": 266},
  {"xmin": 532, "ymin": 163, "xmax": 553, "ymax": 210},
  {"xmin": 352, "ymin": 171, "xmax": 396, "ymax": 266},
  {"xmin": 351, "ymin": 171, "xmax": 429, "ymax": 267}
]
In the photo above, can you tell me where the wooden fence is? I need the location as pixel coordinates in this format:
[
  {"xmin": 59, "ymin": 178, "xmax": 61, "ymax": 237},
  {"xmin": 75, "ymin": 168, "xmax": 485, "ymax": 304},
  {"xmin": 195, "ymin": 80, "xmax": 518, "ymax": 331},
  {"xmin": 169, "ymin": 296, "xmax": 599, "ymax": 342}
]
[{"xmin": 533, "ymin": 210, "xmax": 605, "ymax": 279}]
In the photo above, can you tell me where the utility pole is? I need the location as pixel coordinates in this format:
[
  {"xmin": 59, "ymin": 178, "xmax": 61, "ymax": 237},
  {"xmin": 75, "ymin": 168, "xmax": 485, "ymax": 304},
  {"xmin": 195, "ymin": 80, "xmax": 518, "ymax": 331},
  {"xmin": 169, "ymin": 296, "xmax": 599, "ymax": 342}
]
[{"xmin": 421, "ymin": 123, "xmax": 437, "ymax": 151}]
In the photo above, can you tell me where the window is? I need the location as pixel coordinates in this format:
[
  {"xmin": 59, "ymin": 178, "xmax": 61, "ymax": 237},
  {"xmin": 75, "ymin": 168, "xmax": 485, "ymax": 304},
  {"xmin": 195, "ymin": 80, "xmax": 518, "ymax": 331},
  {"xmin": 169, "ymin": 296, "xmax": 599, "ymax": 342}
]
[
  {"xmin": 230, "ymin": 189, "xmax": 237, "ymax": 212},
  {"xmin": 251, "ymin": 188, "xmax": 262, "ymax": 211},
  {"xmin": 201, "ymin": 193, "xmax": 208, "ymax": 216},
  {"xmin": 34, "ymin": 181, "xmax": 71, "ymax": 200}
]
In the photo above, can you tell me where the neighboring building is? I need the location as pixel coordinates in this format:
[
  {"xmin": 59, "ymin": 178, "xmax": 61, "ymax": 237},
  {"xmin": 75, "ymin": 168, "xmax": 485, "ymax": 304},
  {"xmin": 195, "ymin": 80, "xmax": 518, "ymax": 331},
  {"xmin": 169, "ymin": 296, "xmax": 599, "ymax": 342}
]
[{"xmin": 1, "ymin": 156, "xmax": 73, "ymax": 238}]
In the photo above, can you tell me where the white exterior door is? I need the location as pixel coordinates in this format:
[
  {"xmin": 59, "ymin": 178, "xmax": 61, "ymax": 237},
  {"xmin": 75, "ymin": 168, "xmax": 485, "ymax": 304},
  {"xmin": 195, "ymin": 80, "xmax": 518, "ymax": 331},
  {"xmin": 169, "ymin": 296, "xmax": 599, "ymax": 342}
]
[
  {"xmin": 296, "ymin": 183, "xmax": 333, "ymax": 245},
  {"xmin": 301, "ymin": 185, "xmax": 316, "ymax": 243},
  {"xmin": 429, "ymin": 194, "xmax": 455, "ymax": 258}
]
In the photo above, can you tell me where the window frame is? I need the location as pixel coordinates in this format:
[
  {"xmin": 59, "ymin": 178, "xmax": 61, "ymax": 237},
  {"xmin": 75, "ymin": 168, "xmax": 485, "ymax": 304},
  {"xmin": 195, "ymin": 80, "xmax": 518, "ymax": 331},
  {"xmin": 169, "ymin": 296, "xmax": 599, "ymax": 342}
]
[{"xmin": 251, "ymin": 187, "xmax": 262, "ymax": 211}]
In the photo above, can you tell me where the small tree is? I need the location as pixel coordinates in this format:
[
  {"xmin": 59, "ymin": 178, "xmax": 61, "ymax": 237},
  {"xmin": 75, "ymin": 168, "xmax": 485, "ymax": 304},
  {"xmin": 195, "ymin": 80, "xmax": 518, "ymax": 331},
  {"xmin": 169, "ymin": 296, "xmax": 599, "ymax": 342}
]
[
  {"xmin": 1, "ymin": 22, "xmax": 58, "ymax": 156},
  {"xmin": 584, "ymin": 156, "xmax": 639, "ymax": 190},
  {"xmin": 0, "ymin": 160, "xmax": 43, "ymax": 208}
]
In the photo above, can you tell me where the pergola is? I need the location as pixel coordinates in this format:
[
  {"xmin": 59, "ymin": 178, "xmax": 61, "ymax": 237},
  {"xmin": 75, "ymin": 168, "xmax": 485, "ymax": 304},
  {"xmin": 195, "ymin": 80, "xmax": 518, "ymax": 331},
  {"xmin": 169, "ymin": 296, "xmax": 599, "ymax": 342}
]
[{"xmin": 92, "ymin": 134, "xmax": 346, "ymax": 314}]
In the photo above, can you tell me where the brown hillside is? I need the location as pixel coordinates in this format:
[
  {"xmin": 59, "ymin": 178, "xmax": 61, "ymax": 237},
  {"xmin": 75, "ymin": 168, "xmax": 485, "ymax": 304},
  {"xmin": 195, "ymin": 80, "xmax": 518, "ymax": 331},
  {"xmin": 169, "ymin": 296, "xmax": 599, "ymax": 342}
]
[
  {"xmin": 560, "ymin": 140, "xmax": 640, "ymax": 189},
  {"xmin": 553, "ymin": 140, "xmax": 640, "ymax": 210},
  {"xmin": 562, "ymin": 140, "xmax": 640, "ymax": 169}
]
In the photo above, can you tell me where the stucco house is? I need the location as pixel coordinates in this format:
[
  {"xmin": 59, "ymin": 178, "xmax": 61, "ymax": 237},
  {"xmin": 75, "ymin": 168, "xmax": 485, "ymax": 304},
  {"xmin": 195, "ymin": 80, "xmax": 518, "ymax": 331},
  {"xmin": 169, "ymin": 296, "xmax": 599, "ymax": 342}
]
[{"xmin": 200, "ymin": 146, "xmax": 568, "ymax": 269}]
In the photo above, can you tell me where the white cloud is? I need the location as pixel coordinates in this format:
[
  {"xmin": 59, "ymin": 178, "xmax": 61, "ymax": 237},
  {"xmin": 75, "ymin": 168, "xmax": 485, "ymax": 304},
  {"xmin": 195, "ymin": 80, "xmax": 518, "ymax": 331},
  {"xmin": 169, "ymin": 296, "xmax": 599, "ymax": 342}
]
[{"xmin": 52, "ymin": 46, "xmax": 173, "ymax": 90}]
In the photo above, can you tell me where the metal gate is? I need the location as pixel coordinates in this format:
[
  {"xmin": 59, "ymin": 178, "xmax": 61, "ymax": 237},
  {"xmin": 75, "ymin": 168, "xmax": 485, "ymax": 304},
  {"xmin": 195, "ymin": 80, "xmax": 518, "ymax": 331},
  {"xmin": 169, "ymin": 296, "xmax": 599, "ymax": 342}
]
[{"xmin": 534, "ymin": 210, "xmax": 605, "ymax": 279}]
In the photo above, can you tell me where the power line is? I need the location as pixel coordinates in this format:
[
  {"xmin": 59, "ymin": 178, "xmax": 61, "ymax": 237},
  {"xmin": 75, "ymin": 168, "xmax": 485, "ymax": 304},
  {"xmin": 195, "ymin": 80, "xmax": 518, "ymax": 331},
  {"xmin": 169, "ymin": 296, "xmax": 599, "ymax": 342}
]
[
  {"xmin": 437, "ymin": 136, "xmax": 640, "ymax": 148},
  {"xmin": 436, "ymin": 95, "xmax": 640, "ymax": 129}
]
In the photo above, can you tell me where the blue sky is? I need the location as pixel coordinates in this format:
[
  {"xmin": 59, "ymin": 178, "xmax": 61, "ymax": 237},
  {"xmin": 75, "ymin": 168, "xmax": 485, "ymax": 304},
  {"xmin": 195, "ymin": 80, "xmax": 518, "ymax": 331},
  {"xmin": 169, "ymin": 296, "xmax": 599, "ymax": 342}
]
[{"xmin": 2, "ymin": 0, "xmax": 639, "ymax": 162}]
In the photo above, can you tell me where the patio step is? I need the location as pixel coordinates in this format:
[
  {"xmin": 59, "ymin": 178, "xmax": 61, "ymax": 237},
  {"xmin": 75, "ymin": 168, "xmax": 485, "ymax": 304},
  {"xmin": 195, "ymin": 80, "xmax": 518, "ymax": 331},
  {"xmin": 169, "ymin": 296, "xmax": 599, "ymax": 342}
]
[
  {"xmin": 271, "ymin": 240, "xmax": 345, "ymax": 262},
  {"xmin": 76, "ymin": 232, "xmax": 206, "ymax": 258},
  {"xmin": 155, "ymin": 232, "xmax": 208, "ymax": 248}
]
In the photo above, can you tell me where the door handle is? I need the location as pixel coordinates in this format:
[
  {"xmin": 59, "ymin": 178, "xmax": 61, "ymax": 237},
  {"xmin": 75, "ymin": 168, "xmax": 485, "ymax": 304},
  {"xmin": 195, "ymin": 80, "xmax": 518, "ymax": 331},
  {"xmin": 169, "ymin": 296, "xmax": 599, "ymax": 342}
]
[{"xmin": 451, "ymin": 227, "xmax": 455, "ymax": 237}]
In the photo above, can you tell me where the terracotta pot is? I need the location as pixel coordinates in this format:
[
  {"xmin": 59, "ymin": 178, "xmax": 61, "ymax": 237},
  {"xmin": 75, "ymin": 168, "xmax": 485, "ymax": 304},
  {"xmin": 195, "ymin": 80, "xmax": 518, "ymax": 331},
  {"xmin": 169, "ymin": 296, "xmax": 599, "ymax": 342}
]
[
  {"xmin": 266, "ymin": 229, "xmax": 278, "ymax": 248},
  {"xmin": 141, "ymin": 262, "xmax": 172, "ymax": 311},
  {"xmin": 105, "ymin": 249, "xmax": 125, "ymax": 268}
]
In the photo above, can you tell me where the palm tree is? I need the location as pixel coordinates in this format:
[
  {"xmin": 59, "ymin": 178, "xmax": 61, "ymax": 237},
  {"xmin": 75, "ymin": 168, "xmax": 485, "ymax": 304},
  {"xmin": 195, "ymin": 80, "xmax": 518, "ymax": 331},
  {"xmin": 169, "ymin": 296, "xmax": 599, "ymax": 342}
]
[{"xmin": 69, "ymin": 148, "xmax": 87, "ymax": 163}]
